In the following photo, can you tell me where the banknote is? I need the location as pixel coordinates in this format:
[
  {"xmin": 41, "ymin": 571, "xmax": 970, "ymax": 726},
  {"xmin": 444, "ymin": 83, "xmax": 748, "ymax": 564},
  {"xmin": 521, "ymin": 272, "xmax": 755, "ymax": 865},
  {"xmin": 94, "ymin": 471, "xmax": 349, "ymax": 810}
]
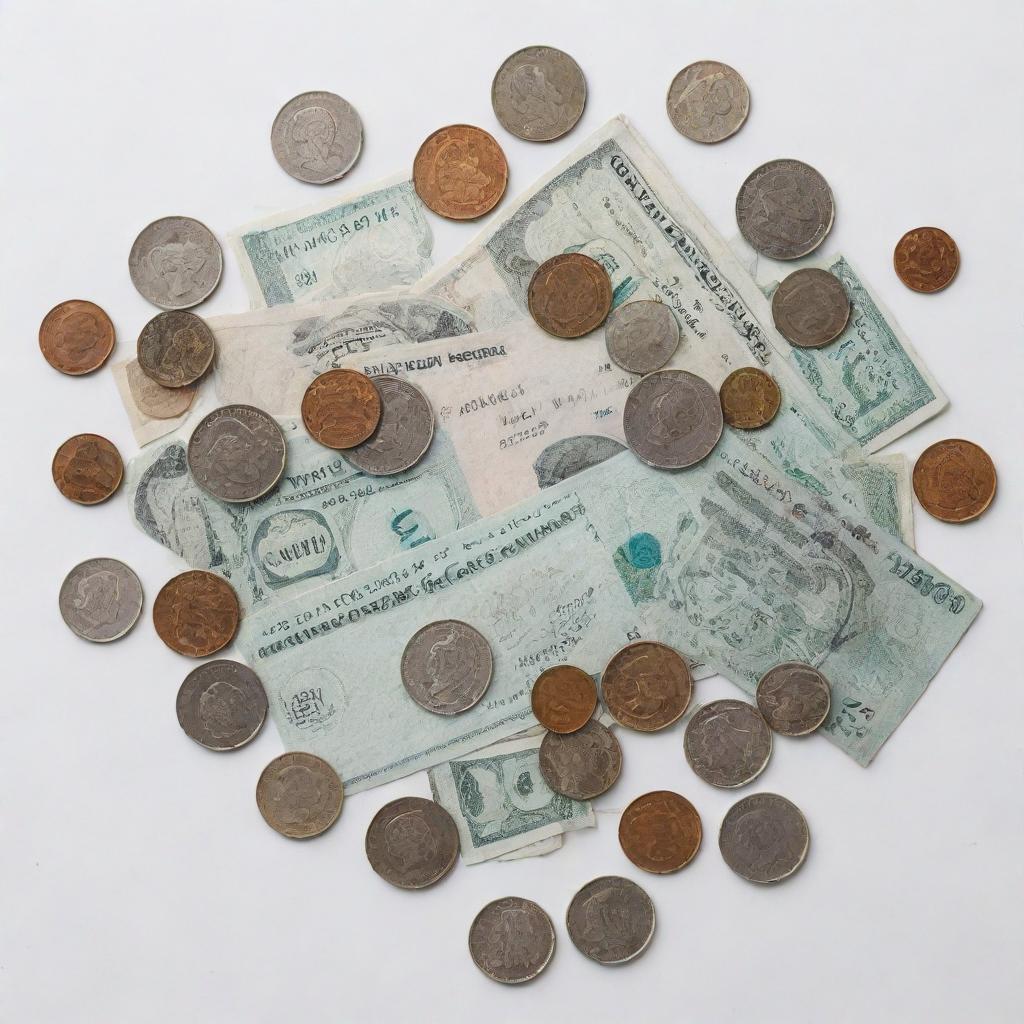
[
  {"xmin": 111, "ymin": 358, "xmax": 196, "ymax": 446},
  {"xmin": 497, "ymin": 836, "xmax": 562, "ymax": 861}
]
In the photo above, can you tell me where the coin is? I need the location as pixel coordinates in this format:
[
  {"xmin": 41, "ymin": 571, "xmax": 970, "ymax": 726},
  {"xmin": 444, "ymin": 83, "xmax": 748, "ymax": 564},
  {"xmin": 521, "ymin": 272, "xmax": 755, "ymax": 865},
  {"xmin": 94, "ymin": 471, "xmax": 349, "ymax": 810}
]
[
  {"xmin": 59, "ymin": 558, "xmax": 143, "ymax": 643},
  {"xmin": 539, "ymin": 719, "xmax": 622, "ymax": 800},
  {"xmin": 468, "ymin": 897, "xmax": 555, "ymax": 984},
  {"xmin": 365, "ymin": 796, "xmax": 459, "ymax": 889},
  {"xmin": 271, "ymin": 91, "xmax": 362, "ymax": 185},
  {"xmin": 619, "ymin": 790, "xmax": 702, "ymax": 873},
  {"xmin": 771, "ymin": 267, "xmax": 851, "ymax": 348},
  {"xmin": 719, "ymin": 367, "xmax": 781, "ymax": 429},
  {"xmin": 301, "ymin": 368, "xmax": 381, "ymax": 449},
  {"xmin": 413, "ymin": 125, "xmax": 508, "ymax": 220},
  {"xmin": 187, "ymin": 404, "xmax": 287, "ymax": 502},
  {"xmin": 894, "ymin": 226, "xmax": 959, "ymax": 293},
  {"xmin": 256, "ymin": 752, "xmax": 344, "ymax": 840},
  {"xmin": 666, "ymin": 60, "xmax": 750, "ymax": 143},
  {"xmin": 601, "ymin": 641, "xmax": 691, "ymax": 732},
  {"xmin": 913, "ymin": 438, "xmax": 997, "ymax": 523},
  {"xmin": 123, "ymin": 359, "xmax": 197, "ymax": 419},
  {"xmin": 152, "ymin": 570, "xmax": 240, "ymax": 658},
  {"xmin": 719, "ymin": 792, "xmax": 809, "ymax": 884},
  {"xmin": 604, "ymin": 300, "xmax": 680, "ymax": 374},
  {"xmin": 566, "ymin": 876, "xmax": 655, "ymax": 965},
  {"xmin": 176, "ymin": 660, "xmax": 268, "ymax": 751},
  {"xmin": 136, "ymin": 310, "xmax": 215, "ymax": 388},
  {"xmin": 491, "ymin": 46, "xmax": 586, "ymax": 142},
  {"xmin": 531, "ymin": 664, "xmax": 597, "ymax": 734},
  {"xmin": 684, "ymin": 699, "xmax": 772, "ymax": 788},
  {"xmin": 527, "ymin": 253, "xmax": 612, "ymax": 339},
  {"xmin": 39, "ymin": 299, "xmax": 116, "ymax": 375},
  {"xmin": 623, "ymin": 369, "xmax": 723, "ymax": 469},
  {"xmin": 401, "ymin": 620, "xmax": 492, "ymax": 715},
  {"xmin": 736, "ymin": 159, "xmax": 835, "ymax": 260},
  {"xmin": 128, "ymin": 216, "xmax": 222, "ymax": 309},
  {"xmin": 51, "ymin": 434, "xmax": 123, "ymax": 505},
  {"xmin": 343, "ymin": 375, "xmax": 434, "ymax": 476},
  {"xmin": 756, "ymin": 662, "xmax": 831, "ymax": 736}
]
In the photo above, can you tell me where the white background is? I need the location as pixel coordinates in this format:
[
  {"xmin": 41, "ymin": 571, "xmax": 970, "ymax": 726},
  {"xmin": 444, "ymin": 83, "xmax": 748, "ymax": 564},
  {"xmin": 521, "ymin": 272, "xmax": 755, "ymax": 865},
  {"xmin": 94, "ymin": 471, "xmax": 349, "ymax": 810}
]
[{"xmin": 2, "ymin": 1, "xmax": 1021, "ymax": 1021}]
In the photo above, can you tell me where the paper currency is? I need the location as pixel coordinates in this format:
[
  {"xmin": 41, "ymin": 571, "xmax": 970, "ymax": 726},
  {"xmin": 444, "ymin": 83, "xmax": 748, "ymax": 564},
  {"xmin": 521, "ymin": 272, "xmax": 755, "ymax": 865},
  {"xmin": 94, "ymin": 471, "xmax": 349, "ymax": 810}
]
[{"xmin": 497, "ymin": 835, "xmax": 562, "ymax": 861}]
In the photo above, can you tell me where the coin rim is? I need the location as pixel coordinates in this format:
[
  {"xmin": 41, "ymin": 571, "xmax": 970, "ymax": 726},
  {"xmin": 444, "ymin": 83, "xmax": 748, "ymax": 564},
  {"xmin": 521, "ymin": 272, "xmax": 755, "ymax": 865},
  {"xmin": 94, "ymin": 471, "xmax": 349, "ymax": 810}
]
[
  {"xmin": 300, "ymin": 368, "xmax": 382, "ymax": 449},
  {"xmin": 39, "ymin": 299, "xmax": 116, "ymax": 375},
  {"xmin": 490, "ymin": 45, "xmax": 587, "ymax": 142},
  {"xmin": 531, "ymin": 664, "xmax": 598, "ymax": 733},
  {"xmin": 468, "ymin": 897, "xmax": 556, "ymax": 984},
  {"xmin": 912, "ymin": 437, "xmax": 997, "ymax": 523},
  {"xmin": 136, "ymin": 310, "xmax": 216, "ymax": 388},
  {"xmin": 666, "ymin": 59, "xmax": 750, "ymax": 144},
  {"xmin": 255, "ymin": 751, "xmax": 344, "ymax": 840},
  {"xmin": 893, "ymin": 226, "xmax": 960, "ymax": 293},
  {"xmin": 527, "ymin": 253, "xmax": 613, "ymax": 339},
  {"xmin": 718, "ymin": 792, "xmax": 810, "ymax": 884},
  {"xmin": 618, "ymin": 789, "xmax": 703, "ymax": 874},
  {"xmin": 683, "ymin": 698, "xmax": 773, "ymax": 788},
  {"xmin": 399, "ymin": 618, "xmax": 493, "ymax": 716},
  {"xmin": 152, "ymin": 570, "xmax": 241, "ymax": 658},
  {"xmin": 604, "ymin": 299, "xmax": 680, "ymax": 374},
  {"xmin": 566, "ymin": 875, "xmax": 656, "ymax": 964},
  {"xmin": 128, "ymin": 216, "xmax": 223, "ymax": 310},
  {"xmin": 175, "ymin": 659, "xmax": 268, "ymax": 751},
  {"xmin": 51, "ymin": 433, "xmax": 124, "ymax": 505},
  {"xmin": 755, "ymin": 661, "xmax": 832, "ymax": 736},
  {"xmin": 771, "ymin": 267, "xmax": 851, "ymax": 348},
  {"xmin": 343, "ymin": 375, "xmax": 435, "ymax": 476},
  {"xmin": 270, "ymin": 90, "xmax": 363, "ymax": 185},
  {"xmin": 412, "ymin": 124, "xmax": 509, "ymax": 221},
  {"xmin": 601, "ymin": 640, "xmax": 692, "ymax": 732},
  {"xmin": 58, "ymin": 557, "xmax": 143, "ymax": 643},
  {"xmin": 719, "ymin": 366, "xmax": 782, "ymax": 430},
  {"xmin": 364, "ymin": 796, "xmax": 459, "ymax": 889},
  {"xmin": 538, "ymin": 719, "xmax": 623, "ymax": 800}
]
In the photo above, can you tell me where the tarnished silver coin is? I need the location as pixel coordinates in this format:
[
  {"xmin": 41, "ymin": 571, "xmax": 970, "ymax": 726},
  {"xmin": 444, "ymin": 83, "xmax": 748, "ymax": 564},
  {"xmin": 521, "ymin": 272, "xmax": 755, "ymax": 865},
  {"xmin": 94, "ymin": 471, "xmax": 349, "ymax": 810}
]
[
  {"xmin": 469, "ymin": 897, "xmax": 555, "ymax": 984},
  {"xmin": 187, "ymin": 404, "xmax": 286, "ymax": 503},
  {"xmin": 343, "ymin": 375, "xmax": 434, "ymax": 476},
  {"xmin": 539, "ymin": 719, "xmax": 622, "ymax": 800},
  {"xmin": 623, "ymin": 369, "xmax": 723, "ymax": 469},
  {"xmin": 128, "ymin": 216, "xmax": 222, "ymax": 309},
  {"xmin": 719, "ymin": 792, "xmax": 809, "ymax": 883},
  {"xmin": 605, "ymin": 300, "xmax": 680, "ymax": 375},
  {"xmin": 175, "ymin": 660, "xmax": 268, "ymax": 751},
  {"xmin": 771, "ymin": 268, "xmax": 851, "ymax": 349},
  {"xmin": 491, "ymin": 46, "xmax": 586, "ymax": 142},
  {"xmin": 756, "ymin": 662, "xmax": 831, "ymax": 736},
  {"xmin": 667, "ymin": 60, "xmax": 750, "ymax": 143},
  {"xmin": 400, "ymin": 620, "xmax": 492, "ymax": 715},
  {"xmin": 684, "ymin": 699, "xmax": 772, "ymax": 788},
  {"xmin": 271, "ymin": 91, "xmax": 363, "ymax": 184},
  {"xmin": 566, "ymin": 876, "xmax": 656, "ymax": 965},
  {"xmin": 59, "ymin": 558, "xmax": 143, "ymax": 643},
  {"xmin": 256, "ymin": 752, "xmax": 344, "ymax": 840},
  {"xmin": 365, "ymin": 796, "xmax": 460, "ymax": 889},
  {"xmin": 736, "ymin": 159, "xmax": 835, "ymax": 260},
  {"xmin": 137, "ymin": 310, "xmax": 215, "ymax": 388}
]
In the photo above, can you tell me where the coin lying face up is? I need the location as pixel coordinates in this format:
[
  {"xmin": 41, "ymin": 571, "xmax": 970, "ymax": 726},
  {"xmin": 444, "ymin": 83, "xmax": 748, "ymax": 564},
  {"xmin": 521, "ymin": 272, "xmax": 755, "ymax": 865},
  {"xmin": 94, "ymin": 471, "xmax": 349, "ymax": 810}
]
[
  {"xmin": 176, "ymin": 660, "xmax": 268, "ymax": 751},
  {"xmin": 771, "ymin": 267, "xmax": 851, "ymax": 349},
  {"xmin": 136, "ymin": 310, "xmax": 215, "ymax": 388},
  {"xmin": 52, "ymin": 434, "xmax": 124, "ymax": 505},
  {"xmin": 912, "ymin": 438, "xmax": 997, "ymax": 523},
  {"xmin": 619, "ymin": 790, "xmax": 702, "ymax": 873},
  {"xmin": 301, "ymin": 368, "xmax": 381, "ymax": 449},
  {"xmin": 59, "ymin": 558, "xmax": 144, "ymax": 643},
  {"xmin": 129, "ymin": 216, "xmax": 223, "ymax": 309},
  {"xmin": 413, "ymin": 124, "xmax": 508, "ymax": 220},
  {"xmin": 756, "ymin": 662, "xmax": 831, "ymax": 736},
  {"xmin": 566, "ymin": 876, "xmax": 656, "ymax": 965},
  {"xmin": 684, "ymin": 698, "xmax": 772, "ymax": 788},
  {"xmin": 539, "ymin": 719, "xmax": 622, "ymax": 800},
  {"xmin": 719, "ymin": 792, "xmax": 809, "ymax": 883},
  {"xmin": 601, "ymin": 641, "xmax": 692, "ymax": 732},
  {"xmin": 894, "ymin": 226, "xmax": 959, "ymax": 293},
  {"xmin": 667, "ymin": 60, "xmax": 750, "ymax": 143},
  {"xmin": 153, "ymin": 570, "xmax": 241, "ymax": 658},
  {"xmin": 256, "ymin": 752, "xmax": 344, "ymax": 840},
  {"xmin": 604, "ymin": 300, "xmax": 680, "ymax": 374},
  {"xmin": 401, "ymin": 619, "xmax": 493, "ymax": 715},
  {"xmin": 531, "ymin": 664, "xmax": 597, "ymax": 734},
  {"xmin": 719, "ymin": 366, "xmax": 782, "ymax": 429},
  {"xmin": 343, "ymin": 376, "xmax": 434, "ymax": 476},
  {"xmin": 271, "ymin": 91, "xmax": 362, "ymax": 184},
  {"xmin": 528, "ymin": 253, "xmax": 612, "ymax": 339},
  {"xmin": 469, "ymin": 897, "xmax": 555, "ymax": 984},
  {"xmin": 492, "ymin": 46, "xmax": 587, "ymax": 141},
  {"xmin": 365, "ymin": 796, "xmax": 460, "ymax": 889},
  {"xmin": 39, "ymin": 299, "xmax": 116, "ymax": 375}
]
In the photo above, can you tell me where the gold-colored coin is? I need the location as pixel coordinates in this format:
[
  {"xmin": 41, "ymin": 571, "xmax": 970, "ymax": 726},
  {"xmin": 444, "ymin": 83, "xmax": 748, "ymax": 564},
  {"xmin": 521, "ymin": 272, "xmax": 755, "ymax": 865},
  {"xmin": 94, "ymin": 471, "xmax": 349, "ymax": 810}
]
[
  {"xmin": 912, "ymin": 439, "xmax": 996, "ymax": 523},
  {"xmin": 719, "ymin": 367, "xmax": 781, "ymax": 429}
]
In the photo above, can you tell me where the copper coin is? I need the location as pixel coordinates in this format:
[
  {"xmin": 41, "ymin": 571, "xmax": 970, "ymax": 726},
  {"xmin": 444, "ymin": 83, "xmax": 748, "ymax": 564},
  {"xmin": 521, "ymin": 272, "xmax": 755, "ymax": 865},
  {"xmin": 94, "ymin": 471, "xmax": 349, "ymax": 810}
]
[
  {"xmin": 412, "ymin": 124, "xmax": 508, "ymax": 220},
  {"xmin": 527, "ymin": 253, "xmax": 612, "ymax": 339},
  {"xmin": 601, "ymin": 641, "xmax": 692, "ymax": 732},
  {"xmin": 39, "ymin": 299, "xmax": 115, "ymax": 375},
  {"xmin": 531, "ymin": 664, "xmax": 597, "ymax": 734},
  {"xmin": 256, "ymin": 752, "xmax": 344, "ymax": 840},
  {"xmin": 912, "ymin": 438, "xmax": 996, "ymax": 523},
  {"xmin": 301, "ymin": 368, "xmax": 381, "ymax": 449},
  {"xmin": 719, "ymin": 367, "xmax": 782, "ymax": 429},
  {"xmin": 153, "ymin": 570, "xmax": 240, "ymax": 657},
  {"xmin": 618, "ymin": 790, "xmax": 702, "ymax": 873},
  {"xmin": 51, "ymin": 433, "xmax": 124, "ymax": 505},
  {"xmin": 894, "ymin": 227, "xmax": 959, "ymax": 293}
]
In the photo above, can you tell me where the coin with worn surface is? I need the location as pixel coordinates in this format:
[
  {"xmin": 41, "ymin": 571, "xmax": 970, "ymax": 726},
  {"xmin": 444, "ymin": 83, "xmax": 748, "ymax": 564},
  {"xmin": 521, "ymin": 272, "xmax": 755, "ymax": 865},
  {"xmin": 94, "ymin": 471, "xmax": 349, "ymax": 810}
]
[
  {"xmin": 894, "ymin": 226, "xmax": 959, "ymax": 293},
  {"xmin": 528, "ymin": 253, "xmax": 612, "ymax": 339},
  {"xmin": 719, "ymin": 792, "xmax": 809, "ymax": 883},
  {"xmin": 667, "ymin": 60, "xmax": 750, "ymax": 143},
  {"xmin": 256, "ymin": 752, "xmax": 343, "ymax": 840},
  {"xmin": 771, "ymin": 267, "xmax": 850, "ymax": 349},
  {"xmin": 913, "ymin": 438, "xmax": 997, "ymax": 523},
  {"xmin": 365, "ymin": 796, "xmax": 459, "ymax": 889},
  {"xmin": 604, "ymin": 300, "xmax": 680, "ymax": 374},
  {"xmin": 619, "ymin": 790, "xmax": 702, "ymax": 873},
  {"xmin": 176, "ymin": 660, "xmax": 267, "ymax": 751},
  {"xmin": 59, "ymin": 558, "xmax": 143, "ymax": 643},
  {"xmin": 39, "ymin": 299, "xmax": 116, "ymax": 375},
  {"xmin": 136, "ymin": 310, "xmax": 215, "ymax": 388},
  {"xmin": 187, "ymin": 404, "xmax": 287, "ymax": 502},
  {"xmin": 491, "ymin": 46, "xmax": 586, "ymax": 142},
  {"xmin": 343, "ymin": 375, "xmax": 434, "ymax": 476},
  {"xmin": 719, "ymin": 367, "xmax": 782, "ymax": 429},
  {"xmin": 736, "ymin": 159, "xmax": 834, "ymax": 260},
  {"xmin": 401, "ymin": 620, "xmax": 492, "ymax": 715},
  {"xmin": 469, "ymin": 897, "xmax": 555, "ymax": 984},
  {"xmin": 539, "ymin": 719, "xmax": 622, "ymax": 800},
  {"xmin": 602, "ymin": 641, "xmax": 691, "ymax": 732},
  {"xmin": 531, "ymin": 664, "xmax": 597, "ymax": 734},
  {"xmin": 153, "ymin": 570, "xmax": 240, "ymax": 658},
  {"xmin": 123, "ymin": 359, "xmax": 197, "ymax": 419},
  {"xmin": 566, "ymin": 876, "xmax": 655, "ymax": 965},
  {"xmin": 129, "ymin": 216, "xmax": 222, "ymax": 309},
  {"xmin": 271, "ymin": 91, "xmax": 362, "ymax": 185},
  {"xmin": 301, "ymin": 368, "xmax": 381, "ymax": 449},
  {"xmin": 51, "ymin": 434, "xmax": 123, "ymax": 505},
  {"xmin": 413, "ymin": 125, "xmax": 508, "ymax": 220},
  {"xmin": 756, "ymin": 662, "xmax": 831, "ymax": 736},
  {"xmin": 684, "ymin": 699, "xmax": 772, "ymax": 788}
]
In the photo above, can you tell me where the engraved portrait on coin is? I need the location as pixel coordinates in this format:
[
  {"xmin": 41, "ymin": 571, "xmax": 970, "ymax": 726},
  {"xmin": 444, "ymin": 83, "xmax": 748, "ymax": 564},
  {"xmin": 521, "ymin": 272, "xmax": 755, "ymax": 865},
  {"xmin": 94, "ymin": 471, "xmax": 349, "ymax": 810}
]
[
  {"xmin": 365, "ymin": 796, "xmax": 460, "ymax": 889},
  {"xmin": 604, "ymin": 300, "xmax": 680, "ymax": 374},
  {"xmin": 601, "ymin": 641, "xmax": 692, "ymax": 732},
  {"xmin": 413, "ymin": 125, "xmax": 508, "ymax": 220},
  {"xmin": 271, "ymin": 91, "xmax": 362, "ymax": 184},
  {"xmin": 59, "ymin": 558, "xmax": 144, "ymax": 643},
  {"xmin": 684, "ymin": 699, "xmax": 772, "ymax": 788},
  {"xmin": 256, "ymin": 752, "xmax": 344, "ymax": 839},
  {"xmin": 667, "ymin": 60, "xmax": 750, "ymax": 144},
  {"xmin": 137, "ymin": 310, "xmax": 215, "ymax": 388},
  {"xmin": 468, "ymin": 897, "xmax": 556, "ymax": 984},
  {"xmin": 771, "ymin": 267, "xmax": 851, "ymax": 348},
  {"xmin": 718, "ymin": 792, "xmax": 810, "ymax": 883},
  {"xmin": 618, "ymin": 790, "xmax": 702, "ymax": 873},
  {"xmin": 492, "ymin": 46, "xmax": 586, "ymax": 142},
  {"xmin": 152, "ymin": 570, "xmax": 240, "ymax": 658},
  {"xmin": 129, "ymin": 216, "xmax": 222, "ymax": 309},
  {"xmin": 756, "ymin": 662, "xmax": 831, "ymax": 736},
  {"xmin": 893, "ymin": 226, "xmax": 959, "ymax": 293},
  {"xmin": 176, "ymin": 660, "xmax": 267, "ymax": 751},
  {"xmin": 39, "ymin": 299, "xmax": 116, "ymax": 375},
  {"xmin": 52, "ymin": 434, "xmax": 124, "ymax": 505},
  {"xmin": 566, "ymin": 876, "xmax": 656, "ymax": 965},
  {"xmin": 401, "ymin": 620, "xmax": 493, "ymax": 715},
  {"xmin": 539, "ymin": 720, "xmax": 622, "ymax": 800},
  {"xmin": 343, "ymin": 376, "xmax": 434, "ymax": 476},
  {"xmin": 912, "ymin": 438, "xmax": 997, "ymax": 523}
]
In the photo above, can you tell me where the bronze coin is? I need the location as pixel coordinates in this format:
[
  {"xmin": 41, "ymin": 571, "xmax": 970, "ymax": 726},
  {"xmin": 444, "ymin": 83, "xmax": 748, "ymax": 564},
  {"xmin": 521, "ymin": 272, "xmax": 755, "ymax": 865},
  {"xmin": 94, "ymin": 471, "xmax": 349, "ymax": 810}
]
[
  {"xmin": 719, "ymin": 366, "xmax": 782, "ymax": 429},
  {"xmin": 39, "ymin": 299, "xmax": 115, "ymax": 375},
  {"xmin": 894, "ymin": 227, "xmax": 959, "ymax": 293},
  {"xmin": 601, "ymin": 641, "xmax": 692, "ymax": 732},
  {"xmin": 912, "ymin": 438, "xmax": 996, "ymax": 523},
  {"xmin": 412, "ymin": 124, "xmax": 508, "ymax": 220},
  {"xmin": 531, "ymin": 664, "xmax": 597, "ymax": 734},
  {"xmin": 136, "ymin": 310, "xmax": 215, "ymax": 388},
  {"xmin": 527, "ymin": 253, "xmax": 612, "ymax": 338},
  {"xmin": 51, "ymin": 433, "xmax": 124, "ymax": 505},
  {"xmin": 618, "ymin": 790, "xmax": 702, "ymax": 874},
  {"xmin": 301, "ymin": 368, "xmax": 382, "ymax": 449},
  {"xmin": 153, "ymin": 570, "xmax": 241, "ymax": 657}
]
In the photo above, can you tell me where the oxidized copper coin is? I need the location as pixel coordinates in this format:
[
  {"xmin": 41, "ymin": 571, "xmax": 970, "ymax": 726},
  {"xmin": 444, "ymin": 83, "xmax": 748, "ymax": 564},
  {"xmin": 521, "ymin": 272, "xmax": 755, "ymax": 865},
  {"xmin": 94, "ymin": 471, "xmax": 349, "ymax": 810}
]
[
  {"xmin": 913, "ymin": 438, "xmax": 997, "ymax": 523},
  {"xmin": 619, "ymin": 790, "xmax": 702, "ymax": 873},
  {"xmin": 365, "ymin": 796, "xmax": 460, "ymax": 889},
  {"xmin": 136, "ymin": 310, "xmax": 215, "ymax": 388},
  {"xmin": 301, "ymin": 368, "xmax": 381, "ymax": 449},
  {"xmin": 894, "ymin": 227, "xmax": 959, "ymax": 293},
  {"xmin": 256, "ymin": 751, "xmax": 344, "ymax": 840},
  {"xmin": 39, "ymin": 299, "xmax": 115, "ymax": 375},
  {"xmin": 719, "ymin": 367, "xmax": 782, "ymax": 429},
  {"xmin": 771, "ymin": 267, "xmax": 851, "ymax": 348},
  {"xmin": 539, "ymin": 719, "xmax": 622, "ymax": 800},
  {"xmin": 531, "ymin": 664, "xmax": 597, "ymax": 734},
  {"xmin": 51, "ymin": 434, "xmax": 124, "ymax": 505},
  {"xmin": 756, "ymin": 662, "xmax": 832, "ymax": 736},
  {"xmin": 469, "ymin": 897, "xmax": 556, "ymax": 984},
  {"xmin": 152, "ymin": 570, "xmax": 240, "ymax": 658},
  {"xmin": 412, "ymin": 124, "xmax": 508, "ymax": 220},
  {"xmin": 601, "ymin": 641, "xmax": 692, "ymax": 732},
  {"xmin": 528, "ymin": 253, "xmax": 612, "ymax": 339}
]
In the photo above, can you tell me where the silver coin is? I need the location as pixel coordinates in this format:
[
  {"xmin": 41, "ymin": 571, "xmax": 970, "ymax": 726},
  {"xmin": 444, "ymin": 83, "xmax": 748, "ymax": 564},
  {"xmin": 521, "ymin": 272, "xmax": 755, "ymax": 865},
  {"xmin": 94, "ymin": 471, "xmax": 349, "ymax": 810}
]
[
  {"xmin": 365, "ymin": 796, "xmax": 460, "ymax": 889},
  {"xmin": 128, "ymin": 216, "xmax": 222, "ymax": 309},
  {"xmin": 175, "ymin": 660, "xmax": 268, "ymax": 751},
  {"xmin": 469, "ymin": 897, "xmax": 555, "ymax": 984},
  {"xmin": 684, "ymin": 699, "xmax": 772, "ymax": 788},
  {"xmin": 491, "ymin": 46, "xmax": 586, "ymax": 142},
  {"xmin": 771, "ymin": 268, "xmax": 851, "ymax": 348},
  {"xmin": 400, "ymin": 620, "xmax": 492, "ymax": 715},
  {"xmin": 137, "ymin": 310, "xmax": 215, "ymax": 388},
  {"xmin": 343, "ymin": 375, "xmax": 434, "ymax": 476},
  {"xmin": 605, "ymin": 300, "xmax": 680, "ymax": 374},
  {"xmin": 539, "ymin": 719, "xmax": 622, "ymax": 800},
  {"xmin": 566, "ymin": 876, "xmax": 655, "ymax": 965},
  {"xmin": 59, "ymin": 558, "xmax": 143, "ymax": 643},
  {"xmin": 623, "ymin": 369, "xmax": 723, "ymax": 469},
  {"xmin": 756, "ymin": 662, "xmax": 831, "ymax": 736},
  {"xmin": 719, "ymin": 792, "xmax": 809, "ymax": 883},
  {"xmin": 271, "ymin": 91, "xmax": 362, "ymax": 185},
  {"xmin": 187, "ymin": 404, "xmax": 286, "ymax": 503},
  {"xmin": 667, "ymin": 60, "xmax": 750, "ymax": 144}
]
